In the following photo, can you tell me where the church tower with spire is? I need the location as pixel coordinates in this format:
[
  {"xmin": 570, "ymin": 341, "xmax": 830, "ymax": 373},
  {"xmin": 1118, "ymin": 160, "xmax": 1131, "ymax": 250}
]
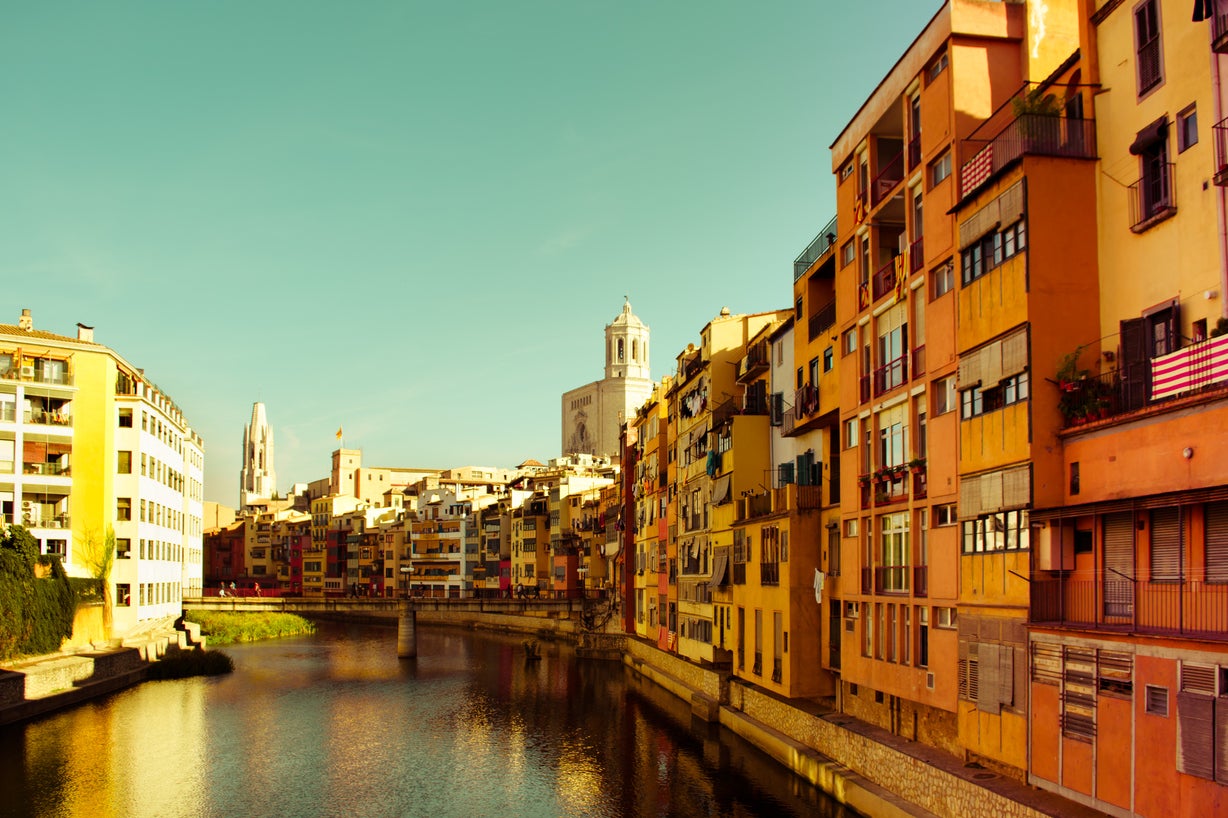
[
  {"xmin": 561, "ymin": 300, "xmax": 655, "ymax": 460},
  {"xmin": 240, "ymin": 402, "xmax": 276, "ymax": 506}
]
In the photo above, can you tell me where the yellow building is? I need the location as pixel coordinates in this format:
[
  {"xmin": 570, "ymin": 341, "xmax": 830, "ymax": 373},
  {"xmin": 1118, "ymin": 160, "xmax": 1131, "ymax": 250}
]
[{"xmin": 1, "ymin": 310, "xmax": 203, "ymax": 638}]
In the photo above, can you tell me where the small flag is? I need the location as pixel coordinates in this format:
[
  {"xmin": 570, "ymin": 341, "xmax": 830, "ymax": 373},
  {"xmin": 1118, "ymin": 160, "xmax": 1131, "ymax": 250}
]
[{"xmin": 335, "ymin": 426, "xmax": 343, "ymax": 441}]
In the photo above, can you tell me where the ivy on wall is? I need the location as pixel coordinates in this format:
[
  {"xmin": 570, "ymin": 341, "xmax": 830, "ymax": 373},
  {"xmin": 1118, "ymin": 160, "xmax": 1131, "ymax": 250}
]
[{"xmin": 0, "ymin": 526, "xmax": 78, "ymax": 661}]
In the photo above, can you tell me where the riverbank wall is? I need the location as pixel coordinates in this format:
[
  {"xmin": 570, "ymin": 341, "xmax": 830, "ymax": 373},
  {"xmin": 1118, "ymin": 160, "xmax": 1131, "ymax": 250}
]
[{"xmin": 365, "ymin": 608, "xmax": 1104, "ymax": 818}]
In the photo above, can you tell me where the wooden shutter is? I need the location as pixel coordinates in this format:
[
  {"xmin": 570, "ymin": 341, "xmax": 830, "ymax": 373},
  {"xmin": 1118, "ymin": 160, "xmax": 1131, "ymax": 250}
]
[
  {"xmin": 1178, "ymin": 692, "xmax": 1216, "ymax": 780},
  {"xmin": 981, "ymin": 339, "xmax": 1005, "ymax": 389},
  {"xmin": 960, "ymin": 474, "xmax": 983, "ymax": 519},
  {"xmin": 1216, "ymin": 696, "xmax": 1228, "ymax": 783},
  {"xmin": 1104, "ymin": 511, "xmax": 1136, "ymax": 617},
  {"xmin": 959, "ymin": 198, "xmax": 1001, "ymax": 249},
  {"xmin": 998, "ymin": 181, "xmax": 1025, "ymax": 224},
  {"xmin": 1206, "ymin": 502, "xmax": 1228, "ymax": 583},
  {"xmin": 978, "ymin": 642, "xmax": 1000, "ymax": 713},
  {"xmin": 1120, "ymin": 317, "xmax": 1148, "ymax": 411},
  {"xmin": 958, "ymin": 345, "xmax": 986, "ymax": 390},
  {"xmin": 1001, "ymin": 465, "xmax": 1031, "ymax": 510},
  {"xmin": 1150, "ymin": 507, "xmax": 1183, "ymax": 581},
  {"xmin": 1000, "ymin": 328, "xmax": 1029, "ymax": 379}
]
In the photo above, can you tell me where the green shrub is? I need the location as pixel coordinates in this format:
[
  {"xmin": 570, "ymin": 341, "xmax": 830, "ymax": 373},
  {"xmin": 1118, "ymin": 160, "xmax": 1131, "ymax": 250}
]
[
  {"xmin": 184, "ymin": 611, "xmax": 315, "ymax": 645},
  {"xmin": 0, "ymin": 526, "xmax": 77, "ymax": 661},
  {"xmin": 148, "ymin": 649, "xmax": 234, "ymax": 679}
]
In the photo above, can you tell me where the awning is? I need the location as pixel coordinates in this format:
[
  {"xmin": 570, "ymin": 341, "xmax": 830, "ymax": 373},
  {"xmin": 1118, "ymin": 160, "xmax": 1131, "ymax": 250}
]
[
  {"xmin": 1129, "ymin": 117, "xmax": 1168, "ymax": 155},
  {"xmin": 708, "ymin": 549, "xmax": 729, "ymax": 588},
  {"xmin": 711, "ymin": 474, "xmax": 732, "ymax": 506}
]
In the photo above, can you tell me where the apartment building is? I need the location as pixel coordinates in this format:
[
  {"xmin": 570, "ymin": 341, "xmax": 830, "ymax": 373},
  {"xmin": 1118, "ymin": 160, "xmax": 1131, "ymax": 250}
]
[
  {"xmin": 1, "ymin": 310, "xmax": 203, "ymax": 638},
  {"xmin": 1027, "ymin": 2, "xmax": 1228, "ymax": 814}
]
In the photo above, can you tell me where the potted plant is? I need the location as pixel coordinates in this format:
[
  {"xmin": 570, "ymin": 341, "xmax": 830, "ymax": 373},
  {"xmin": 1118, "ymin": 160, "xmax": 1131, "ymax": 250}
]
[
  {"xmin": 908, "ymin": 458, "xmax": 926, "ymax": 473},
  {"xmin": 1011, "ymin": 87, "xmax": 1063, "ymax": 150}
]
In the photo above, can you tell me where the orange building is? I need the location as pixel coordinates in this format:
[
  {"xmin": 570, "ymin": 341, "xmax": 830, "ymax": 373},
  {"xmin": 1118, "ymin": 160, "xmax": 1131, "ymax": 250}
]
[{"xmin": 1027, "ymin": 1, "xmax": 1228, "ymax": 814}]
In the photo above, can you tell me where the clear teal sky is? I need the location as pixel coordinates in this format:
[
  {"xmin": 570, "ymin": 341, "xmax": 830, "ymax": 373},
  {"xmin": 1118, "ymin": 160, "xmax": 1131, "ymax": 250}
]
[{"xmin": 2, "ymin": 0, "xmax": 941, "ymax": 505}]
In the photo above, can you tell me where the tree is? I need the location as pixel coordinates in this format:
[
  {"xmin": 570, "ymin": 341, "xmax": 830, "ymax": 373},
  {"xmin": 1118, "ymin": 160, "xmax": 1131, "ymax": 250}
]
[
  {"xmin": 0, "ymin": 525, "xmax": 76, "ymax": 660},
  {"xmin": 77, "ymin": 526, "xmax": 116, "ymax": 635}
]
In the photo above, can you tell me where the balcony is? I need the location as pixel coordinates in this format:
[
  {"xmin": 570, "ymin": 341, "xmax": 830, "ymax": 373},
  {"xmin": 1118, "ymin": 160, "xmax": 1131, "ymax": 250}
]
[
  {"xmin": 1216, "ymin": 9, "xmax": 1228, "ymax": 53},
  {"xmin": 907, "ymin": 134, "xmax": 921, "ymax": 172},
  {"xmin": 860, "ymin": 567, "xmax": 872, "ymax": 595},
  {"xmin": 1031, "ymin": 579, "xmax": 1228, "ymax": 642},
  {"xmin": 874, "ymin": 566, "xmax": 911, "ymax": 594},
  {"xmin": 1, "ymin": 362, "xmax": 74, "ymax": 388},
  {"xmin": 808, "ymin": 299, "xmax": 836, "ymax": 342},
  {"xmin": 1129, "ymin": 163, "xmax": 1177, "ymax": 232},
  {"xmin": 1216, "ymin": 118, "xmax": 1228, "ymax": 187},
  {"xmin": 873, "ymin": 354, "xmax": 908, "ymax": 397},
  {"xmin": 793, "ymin": 214, "xmax": 838, "ymax": 280},
  {"xmin": 913, "ymin": 565, "xmax": 928, "ymax": 598},
  {"xmin": 736, "ymin": 341, "xmax": 770, "ymax": 383},
  {"xmin": 858, "ymin": 374, "xmax": 870, "ymax": 404},
  {"xmin": 909, "ymin": 237, "xmax": 924, "ymax": 273},
  {"xmin": 871, "ymin": 149, "xmax": 905, "ymax": 207},
  {"xmin": 959, "ymin": 86, "xmax": 1097, "ymax": 198},
  {"xmin": 873, "ymin": 255, "xmax": 910, "ymax": 303}
]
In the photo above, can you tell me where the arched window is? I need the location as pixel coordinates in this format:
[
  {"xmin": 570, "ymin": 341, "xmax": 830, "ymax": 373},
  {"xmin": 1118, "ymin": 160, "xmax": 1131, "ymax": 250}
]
[
  {"xmin": 632, "ymin": 340, "xmax": 638, "ymax": 361},
  {"xmin": 617, "ymin": 339, "xmax": 625, "ymax": 363}
]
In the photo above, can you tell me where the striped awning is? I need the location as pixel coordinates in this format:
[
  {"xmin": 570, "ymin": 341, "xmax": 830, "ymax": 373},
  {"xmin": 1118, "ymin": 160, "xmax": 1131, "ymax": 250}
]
[{"xmin": 1151, "ymin": 336, "xmax": 1228, "ymax": 401}]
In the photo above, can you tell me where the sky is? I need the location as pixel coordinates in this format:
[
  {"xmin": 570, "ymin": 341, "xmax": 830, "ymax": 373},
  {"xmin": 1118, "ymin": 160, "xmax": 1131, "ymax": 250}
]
[{"xmin": 2, "ymin": 0, "xmax": 941, "ymax": 506}]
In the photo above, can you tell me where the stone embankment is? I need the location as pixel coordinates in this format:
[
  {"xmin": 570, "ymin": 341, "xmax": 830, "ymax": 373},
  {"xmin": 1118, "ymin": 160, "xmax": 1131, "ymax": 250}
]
[{"xmin": 0, "ymin": 617, "xmax": 204, "ymax": 727}]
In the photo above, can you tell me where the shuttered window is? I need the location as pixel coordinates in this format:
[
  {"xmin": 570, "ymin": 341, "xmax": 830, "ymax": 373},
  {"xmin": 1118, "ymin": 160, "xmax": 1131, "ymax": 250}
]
[
  {"xmin": 959, "ymin": 641, "xmax": 979, "ymax": 701},
  {"xmin": 1151, "ymin": 507, "xmax": 1183, "ymax": 581},
  {"xmin": 1104, "ymin": 511, "xmax": 1136, "ymax": 618},
  {"xmin": 1178, "ymin": 692, "xmax": 1215, "ymax": 780},
  {"xmin": 1207, "ymin": 502, "xmax": 1228, "ymax": 583},
  {"xmin": 1032, "ymin": 641, "xmax": 1062, "ymax": 686},
  {"xmin": 1061, "ymin": 647, "xmax": 1097, "ymax": 741}
]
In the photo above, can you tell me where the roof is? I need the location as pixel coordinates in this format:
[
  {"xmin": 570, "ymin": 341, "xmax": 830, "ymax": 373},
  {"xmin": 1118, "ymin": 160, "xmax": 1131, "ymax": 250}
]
[
  {"xmin": 518, "ymin": 459, "xmax": 544, "ymax": 468},
  {"xmin": 0, "ymin": 324, "xmax": 103, "ymax": 347}
]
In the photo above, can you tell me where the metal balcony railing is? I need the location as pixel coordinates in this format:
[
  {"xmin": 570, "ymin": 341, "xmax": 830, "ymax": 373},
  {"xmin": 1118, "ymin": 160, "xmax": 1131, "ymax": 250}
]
[
  {"xmin": 873, "ymin": 354, "xmax": 908, "ymax": 396},
  {"xmin": 907, "ymin": 135, "xmax": 921, "ymax": 171},
  {"xmin": 1215, "ymin": 117, "xmax": 1228, "ymax": 187},
  {"xmin": 914, "ymin": 566, "xmax": 928, "ymax": 598},
  {"xmin": 1031, "ymin": 579, "xmax": 1228, "ymax": 642},
  {"xmin": 793, "ymin": 214, "xmax": 839, "ymax": 280},
  {"xmin": 872, "ymin": 256, "xmax": 899, "ymax": 302},
  {"xmin": 871, "ymin": 150, "xmax": 905, "ymax": 207},
  {"xmin": 909, "ymin": 237, "xmax": 924, "ymax": 273},
  {"xmin": 875, "ymin": 566, "xmax": 911, "ymax": 594},
  {"xmin": 1129, "ymin": 163, "xmax": 1176, "ymax": 232},
  {"xmin": 808, "ymin": 299, "xmax": 836, "ymax": 341}
]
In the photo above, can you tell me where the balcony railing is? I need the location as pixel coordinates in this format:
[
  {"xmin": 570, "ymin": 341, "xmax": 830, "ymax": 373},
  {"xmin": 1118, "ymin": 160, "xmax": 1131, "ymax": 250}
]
[
  {"xmin": 1215, "ymin": 9, "xmax": 1228, "ymax": 54},
  {"xmin": 875, "ymin": 566, "xmax": 911, "ymax": 594},
  {"xmin": 1215, "ymin": 117, "xmax": 1228, "ymax": 187},
  {"xmin": 872, "ymin": 256, "xmax": 900, "ymax": 302},
  {"xmin": 860, "ymin": 567, "xmax": 872, "ymax": 595},
  {"xmin": 873, "ymin": 354, "xmax": 908, "ymax": 396},
  {"xmin": 1031, "ymin": 579, "xmax": 1228, "ymax": 642},
  {"xmin": 907, "ymin": 135, "xmax": 921, "ymax": 171},
  {"xmin": 1, "ymin": 366, "xmax": 74, "ymax": 387},
  {"xmin": 793, "ymin": 214, "xmax": 839, "ymax": 280},
  {"xmin": 736, "ymin": 341, "xmax": 770, "ymax": 383},
  {"xmin": 808, "ymin": 299, "xmax": 836, "ymax": 341},
  {"xmin": 1129, "ymin": 162, "xmax": 1176, "ymax": 232},
  {"xmin": 959, "ymin": 91, "xmax": 1097, "ymax": 198},
  {"xmin": 909, "ymin": 237, "xmax": 924, "ymax": 273},
  {"xmin": 914, "ymin": 566, "xmax": 928, "ymax": 598},
  {"xmin": 859, "ymin": 374, "xmax": 870, "ymax": 404},
  {"xmin": 794, "ymin": 384, "xmax": 818, "ymax": 419},
  {"xmin": 25, "ymin": 462, "xmax": 70, "ymax": 477},
  {"xmin": 871, "ymin": 149, "xmax": 905, "ymax": 207}
]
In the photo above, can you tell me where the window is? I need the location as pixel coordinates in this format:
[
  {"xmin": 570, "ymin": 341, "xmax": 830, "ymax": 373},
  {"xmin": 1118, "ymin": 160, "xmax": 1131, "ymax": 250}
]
[
  {"xmin": 117, "ymin": 498, "xmax": 131, "ymax": 522},
  {"xmin": 929, "ymin": 151, "xmax": 951, "ymax": 188},
  {"xmin": 795, "ymin": 295, "xmax": 803, "ymax": 320},
  {"xmin": 844, "ymin": 519, "xmax": 859, "ymax": 537},
  {"xmin": 839, "ymin": 160, "xmax": 854, "ymax": 182},
  {"xmin": 931, "ymin": 261, "xmax": 954, "ymax": 299},
  {"xmin": 926, "ymin": 50, "xmax": 948, "ymax": 85},
  {"xmin": 962, "ymin": 510, "xmax": 1031, "ymax": 553},
  {"xmin": 1145, "ymin": 684, "xmax": 1169, "ymax": 716},
  {"xmin": 961, "ymin": 221, "xmax": 1026, "ymax": 286},
  {"xmin": 918, "ymin": 606, "xmax": 929, "ymax": 668},
  {"xmin": 961, "ymin": 372, "xmax": 1029, "ymax": 419},
  {"xmin": 935, "ymin": 606, "xmax": 957, "ymax": 629},
  {"xmin": 844, "ymin": 417, "xmax": 859, "ymax": 449},
  {"xmin": 838, "ymin": 329, "xmax": 855, "ymax": 358},
  {"xmin": 823, "ymin": 347, "xmax": 834, "ymax": 372},
  {"xmin": 934, "ymin": 504, "xmax": 957, "ymax": 527},
  {"xmin": 1177, "ymin": 105, "xmax": 1197, "ymax": 153},
  {"xmin": 841, "ymin": 240, "xmax": 856, "ymax": 268},
  {"xmin": 1134, "ymin": 0, "xmax": 1163, "ymax": 96},
  {"xmin": 118, "ymin": 409, "xmax": 132, "ymax": 428},
  {"xmin": 116, "ymin": 538, "xmax": 131, "ymax": 559},
  {"xmin": 116, "ymin": 583, "xmax": 131, "ymax": 607},
  {"xmin": 117, "ymin": 451, "xmax": 131, "ymax": 474},
  {"xmin": 934, "ymin": 375, "xmax": 957, "ymax": 415}
]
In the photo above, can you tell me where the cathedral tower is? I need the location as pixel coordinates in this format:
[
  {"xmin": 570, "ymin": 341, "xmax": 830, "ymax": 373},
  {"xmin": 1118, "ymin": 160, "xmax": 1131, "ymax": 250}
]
[{"xmin": 240, "ymin": 402, "xmax": 276, "ymax": 506}]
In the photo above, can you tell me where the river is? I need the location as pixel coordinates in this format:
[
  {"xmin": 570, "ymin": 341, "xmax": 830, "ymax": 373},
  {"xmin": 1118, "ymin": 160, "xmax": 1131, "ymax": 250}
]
[{"xmin": 0, "ymin": 623, "xmax": 855, "ymax": 818}]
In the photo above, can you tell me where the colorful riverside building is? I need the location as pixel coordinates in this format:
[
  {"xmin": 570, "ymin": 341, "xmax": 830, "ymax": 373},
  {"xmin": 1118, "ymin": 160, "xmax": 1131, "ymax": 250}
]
[
  {"xmin": 828, "ymin": 0, "xmax": 1094, "ymax": 773},
  {"xmin": 631, "ymin": 380, "xmax": 669, "ymax": 643},
  {"xmin": 0, "ymin": 309, "xmax": 204, "ymax": 639},
  {"xmin": 1026, "ymin": 2, "xmax": 1228, "ymax": 814},
  {"xmin": 667, "ymin": 308, "xmax": 792, "ymax": 666}
]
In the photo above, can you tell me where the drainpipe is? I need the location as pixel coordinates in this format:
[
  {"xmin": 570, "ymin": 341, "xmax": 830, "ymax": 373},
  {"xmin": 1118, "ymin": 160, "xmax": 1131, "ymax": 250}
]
[{"xmin": 1215, "ymin": 36, "xmax": 1228, "ymax": 320}]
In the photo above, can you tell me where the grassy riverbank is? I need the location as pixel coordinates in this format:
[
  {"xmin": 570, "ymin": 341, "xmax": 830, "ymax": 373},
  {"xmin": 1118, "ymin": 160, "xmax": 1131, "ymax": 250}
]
[{"xmin": 185, "ymin": 611, "xmax": 316, "ymax": 645}]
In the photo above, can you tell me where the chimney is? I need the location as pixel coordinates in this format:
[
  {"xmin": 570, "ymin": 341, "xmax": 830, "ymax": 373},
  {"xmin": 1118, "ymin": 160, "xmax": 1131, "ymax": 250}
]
[
  {"xmin": 77, "ymin": 323, "xmax": 94, "ymax": 343},
  {"xmin": 18, "ymin": 309, "xmax": 32, "ymax": 332}
]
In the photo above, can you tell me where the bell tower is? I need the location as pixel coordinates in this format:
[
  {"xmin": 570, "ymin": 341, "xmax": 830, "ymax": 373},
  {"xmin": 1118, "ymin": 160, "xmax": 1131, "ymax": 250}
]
[{"xmin": 605, "ymin": 298, "xmax": 650, "ymax": 380}]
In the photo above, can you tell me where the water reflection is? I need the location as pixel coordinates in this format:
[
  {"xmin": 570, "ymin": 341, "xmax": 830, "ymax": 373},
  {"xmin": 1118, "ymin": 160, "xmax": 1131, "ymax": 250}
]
[{"xmin": 0, "ymin": 624, "xmax": 855, "ymax": 818}]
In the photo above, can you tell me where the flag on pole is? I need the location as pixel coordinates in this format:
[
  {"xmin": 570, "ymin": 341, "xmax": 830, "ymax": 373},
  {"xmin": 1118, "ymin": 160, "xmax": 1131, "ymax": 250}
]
[{"xmin": 336, "ymin": 426, "xmax": 343, "ymax": 441}]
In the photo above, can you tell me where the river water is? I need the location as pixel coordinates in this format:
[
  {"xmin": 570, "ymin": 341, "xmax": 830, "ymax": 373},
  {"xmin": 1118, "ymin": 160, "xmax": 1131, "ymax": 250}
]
[{"xmin": 0, "ymin": 624, "xmax": 854, "ymax": 818}]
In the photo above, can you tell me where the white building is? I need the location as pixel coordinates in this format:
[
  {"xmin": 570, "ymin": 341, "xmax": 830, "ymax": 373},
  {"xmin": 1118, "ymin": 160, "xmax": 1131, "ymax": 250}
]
[
  {"xmin": 561, "ymin": 300, "xmax": 655, "ymax": 461},
  {"xmin": 240, "ymin": 401, "xmax": 276, "ymax": 506}
]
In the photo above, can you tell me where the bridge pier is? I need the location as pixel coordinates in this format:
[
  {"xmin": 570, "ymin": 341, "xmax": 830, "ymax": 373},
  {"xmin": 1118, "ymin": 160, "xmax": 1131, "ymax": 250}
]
[{"xmin": 397, "ymin": 603, "xmax": 417, "ymax": 659}]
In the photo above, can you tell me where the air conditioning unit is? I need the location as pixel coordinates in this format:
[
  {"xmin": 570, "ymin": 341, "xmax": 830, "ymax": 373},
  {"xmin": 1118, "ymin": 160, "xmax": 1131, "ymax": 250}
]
[
  {"xmin": 20, "ymin": 365, "xmax": 34, "ymax": 379},
  {"xmin": 21, "ymin": 500, "xmax": 40, "ymax": 526}
]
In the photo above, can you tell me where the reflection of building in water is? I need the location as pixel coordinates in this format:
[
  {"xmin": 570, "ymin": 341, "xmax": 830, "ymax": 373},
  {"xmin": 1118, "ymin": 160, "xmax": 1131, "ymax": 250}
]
[{"xmin": 561, "ymin": 300, "xmax": 653, "ymax": 462}]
